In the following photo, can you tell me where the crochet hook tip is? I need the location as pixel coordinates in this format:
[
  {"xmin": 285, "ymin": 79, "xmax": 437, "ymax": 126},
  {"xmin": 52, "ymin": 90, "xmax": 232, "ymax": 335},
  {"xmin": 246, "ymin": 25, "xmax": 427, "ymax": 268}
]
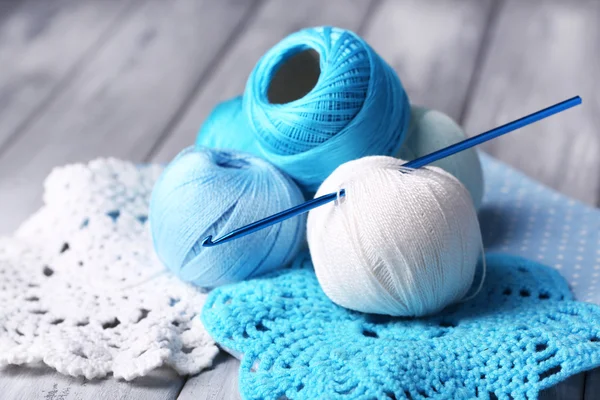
[{"xmin": 202, "ymin": 235, "xmax": 215, "ymax": 247}]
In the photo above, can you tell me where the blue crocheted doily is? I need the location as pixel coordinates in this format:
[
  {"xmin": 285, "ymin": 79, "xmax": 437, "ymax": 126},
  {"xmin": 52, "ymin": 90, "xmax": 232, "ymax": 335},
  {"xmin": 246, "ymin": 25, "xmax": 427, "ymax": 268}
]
[{"xmin": 202, "ymin": 252, "xmax": 600, "ymax": 400}]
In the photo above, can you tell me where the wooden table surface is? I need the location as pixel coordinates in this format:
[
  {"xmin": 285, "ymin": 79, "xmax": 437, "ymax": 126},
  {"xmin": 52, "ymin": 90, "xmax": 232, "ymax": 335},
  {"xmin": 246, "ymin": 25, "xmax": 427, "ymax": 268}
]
[{"xmin": 0, "ymin": 0, "xmax": 599, "ymax": 399}]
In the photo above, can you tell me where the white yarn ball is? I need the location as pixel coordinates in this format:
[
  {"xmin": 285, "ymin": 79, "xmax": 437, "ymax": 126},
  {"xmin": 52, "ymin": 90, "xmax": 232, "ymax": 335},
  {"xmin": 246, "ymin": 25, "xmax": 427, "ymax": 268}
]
[{"xmin": 307, "ymin": 156, "xmax": 482, "ymax": 317}]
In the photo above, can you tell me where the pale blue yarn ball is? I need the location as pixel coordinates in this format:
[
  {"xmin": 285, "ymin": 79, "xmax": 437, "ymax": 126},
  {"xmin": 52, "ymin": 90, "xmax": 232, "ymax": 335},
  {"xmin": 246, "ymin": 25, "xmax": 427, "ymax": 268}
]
[
  {"xmin": 149, "ymin": 146, "xmax": 305, "ymax": 288},
  {"xmin": 197, "ymin": 26, "xmax": 411, "ymax": 194},
  {"xmin": 398, "ymin": 106, "xmax": 484, "ymax": 209}
]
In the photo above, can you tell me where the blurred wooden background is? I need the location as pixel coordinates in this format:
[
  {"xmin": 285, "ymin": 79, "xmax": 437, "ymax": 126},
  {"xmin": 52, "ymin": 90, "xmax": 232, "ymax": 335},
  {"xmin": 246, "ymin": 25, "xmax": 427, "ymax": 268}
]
[{"xmin": 0, "ymin": 0, "xmax": 598, "ymax": 399}]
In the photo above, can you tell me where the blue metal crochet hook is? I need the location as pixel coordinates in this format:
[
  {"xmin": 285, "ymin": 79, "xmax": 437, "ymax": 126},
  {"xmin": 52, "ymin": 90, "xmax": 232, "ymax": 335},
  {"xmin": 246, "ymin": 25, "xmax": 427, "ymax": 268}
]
[{"xmin": 202, "ymin": 96, "xmax": 582, "ymax": 247}]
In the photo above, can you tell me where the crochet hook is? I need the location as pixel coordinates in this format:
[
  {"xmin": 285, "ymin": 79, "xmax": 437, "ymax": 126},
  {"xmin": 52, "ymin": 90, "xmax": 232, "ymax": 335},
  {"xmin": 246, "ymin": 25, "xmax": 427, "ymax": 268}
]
[{"xmin": 202, "ymin": 96, "xmax": 582, "ymax": 247}]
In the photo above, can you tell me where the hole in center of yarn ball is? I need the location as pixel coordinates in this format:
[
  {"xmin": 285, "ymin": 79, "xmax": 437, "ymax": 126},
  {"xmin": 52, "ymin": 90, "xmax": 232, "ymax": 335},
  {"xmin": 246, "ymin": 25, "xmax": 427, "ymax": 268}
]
[
  {"xmin": 267, "ymin": 48, "xmax": 320, "ymax": 104},
  {"xmin": 213, "ymin": 151, "xmax": 250, "ymax": 169}
]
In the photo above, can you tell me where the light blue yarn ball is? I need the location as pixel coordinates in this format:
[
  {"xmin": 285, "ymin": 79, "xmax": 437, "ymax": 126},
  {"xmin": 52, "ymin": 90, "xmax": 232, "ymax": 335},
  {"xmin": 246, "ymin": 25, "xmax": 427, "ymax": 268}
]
[
  {"xmin": 149, "ymin": 146, "xmax": 305, "ymax": 288},
  {"xmin": 397, "ymin": 106, "xmax": 484, "ymax": 209},
  {"xmin": 198, "ymin": 26, "xmax": 411, "ymax": 194}
]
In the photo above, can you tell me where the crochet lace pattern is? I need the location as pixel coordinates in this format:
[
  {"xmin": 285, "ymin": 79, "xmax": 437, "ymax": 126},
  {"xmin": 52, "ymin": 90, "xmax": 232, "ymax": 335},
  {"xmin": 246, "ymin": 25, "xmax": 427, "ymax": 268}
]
[
  {"xmin": 203, "ymin": 251, "xmax": 600, "ymax": 400},
  {"xmin": 0, "ymin": 159, "xmax": 218, "ymax": 380}
]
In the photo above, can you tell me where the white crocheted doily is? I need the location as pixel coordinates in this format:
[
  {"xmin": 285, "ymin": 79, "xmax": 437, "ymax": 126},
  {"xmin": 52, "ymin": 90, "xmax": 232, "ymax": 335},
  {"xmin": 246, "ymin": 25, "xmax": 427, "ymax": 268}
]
[{"xmin": 0, "ymin": 159, "xmax": 218, "ymax": 380}]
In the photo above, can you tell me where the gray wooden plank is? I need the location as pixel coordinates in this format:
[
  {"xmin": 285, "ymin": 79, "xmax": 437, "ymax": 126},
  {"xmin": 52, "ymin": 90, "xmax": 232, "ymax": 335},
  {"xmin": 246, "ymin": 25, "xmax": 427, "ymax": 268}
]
[
  {"xmin": 0, "ymin": 0, "xmax": 259, "ymax": 235},
  {"xmin": 539, "ymin": 373, "xmax": 587, "ymax": 400},
  {"xmin": 0, "ymin": 0, "xmax": 137, "ymax": 150},
  {"xmin": 0, "ymin": 2, "xmax": 21, "ymax": 24},
  {"xmin": 462, "ymin": 0, "xmax": 600, "ymax": 207},
  {"xmin": 362, "ymin": 0, "xmax": 496, "ymax": 121},
  {"xmin": 178, "ymin": 353, "xmax": 240, "ymax": 400},
  {"xmin": 151, "ymin": 0, "xmax": 378, "ymax": 163},
  {"xmin": 0, "ymin": 365, "xmax": 184, "ymax": 400},
  {"xmin": 585, "ymin": 368, "xmax": 600, "ymax": 400}
]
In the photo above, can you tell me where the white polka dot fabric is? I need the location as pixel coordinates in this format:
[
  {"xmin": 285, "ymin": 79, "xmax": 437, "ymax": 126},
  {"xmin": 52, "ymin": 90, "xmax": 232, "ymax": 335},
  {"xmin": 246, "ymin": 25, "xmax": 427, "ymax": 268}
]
[{"xmin": 480, "ymin": 152, "xmax": 600, "ymax": 304}]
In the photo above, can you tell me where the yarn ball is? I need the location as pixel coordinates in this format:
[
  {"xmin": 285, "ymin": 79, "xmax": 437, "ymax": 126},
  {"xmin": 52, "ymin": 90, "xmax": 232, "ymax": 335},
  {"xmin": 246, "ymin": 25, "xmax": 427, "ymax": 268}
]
[
  {"xmin": 149, "ymin": 146, "xmax": 305, "ymax": 288},
  {"xmin": 195, "ymin": 96, "xmax": 260, "ymax": 157},
  {"xmin": 307, "ymin": 156, "xmax": 482, "ymax": 317},
  {"xmin": 196, "ymin": 26, "xmax": 410, "ymax": 194},
  {"xmin": 398, "ymin": 106, "xmax": 484, "ymax": 209}
]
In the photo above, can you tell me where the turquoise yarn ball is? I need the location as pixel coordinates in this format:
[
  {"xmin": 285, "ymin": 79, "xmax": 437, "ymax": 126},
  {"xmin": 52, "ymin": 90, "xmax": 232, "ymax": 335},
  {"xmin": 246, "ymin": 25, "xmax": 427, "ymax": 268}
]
[
  {"xmin": 197, "ymin": 26, "xmax": 411, "ymax": 194},
  {"xmin": 149, "ymin": 147, "xmax": 305, "ymax": 288},
  {"xmin": 398, "ymin": 106, "xmax": 484, "ymax": 209},
  {"xmin": 195, "ymin": 96, "xmax": 260, "ymax": 156}
]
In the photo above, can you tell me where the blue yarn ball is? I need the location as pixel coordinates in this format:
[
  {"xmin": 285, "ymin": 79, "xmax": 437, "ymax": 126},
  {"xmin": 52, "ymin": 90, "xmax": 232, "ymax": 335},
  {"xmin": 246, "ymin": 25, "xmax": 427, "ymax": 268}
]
[
  {"xmin": 197, "ymin": 26, "xmax": 411, "ymax": 193},
  {"xmin": 397, "ymin": 106, "xmax": 484, "ymax": 209},
  {"xmin": 195, "ymin": 96, "xmax": 260, "ymax": 156},
  {"xmin": 149, "ymin": 147, "xmax": 305, "ymax": 288}
]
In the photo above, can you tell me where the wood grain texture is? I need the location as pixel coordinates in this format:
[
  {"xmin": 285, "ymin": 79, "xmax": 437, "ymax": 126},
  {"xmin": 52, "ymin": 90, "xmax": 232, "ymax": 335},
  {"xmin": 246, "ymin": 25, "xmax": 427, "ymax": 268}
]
[
  {"xmin": 150, "ymin": 0, "xmax": 376, "ymax": 163},
  {"xmin": 585, "ymin": 368, "xmax": 600, "ymax": 400},
  {"xmin": 0, "ymin": 0, "xmax": 136, "ymax": 149},
  {"xmin": 0, "ymin": 365, "xmax": 184, "ymax": 400},
  {"xmin": 539, "ymin": 373, "xmax": 587, "ymax": 400},
  {"xmin": 0, "ymin": 0, "xmax": 258, "ymax": 235},
  {"xmin": 177, "ymin": 353, "xmax": 240, "ymax": 400},
  {"xmin": 362, "ymin": 0, "xmax": 495, "ymax": 121},
  {"xmin": 462, "ymin": 0, "xmax": 600, "ymax": 206}
]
